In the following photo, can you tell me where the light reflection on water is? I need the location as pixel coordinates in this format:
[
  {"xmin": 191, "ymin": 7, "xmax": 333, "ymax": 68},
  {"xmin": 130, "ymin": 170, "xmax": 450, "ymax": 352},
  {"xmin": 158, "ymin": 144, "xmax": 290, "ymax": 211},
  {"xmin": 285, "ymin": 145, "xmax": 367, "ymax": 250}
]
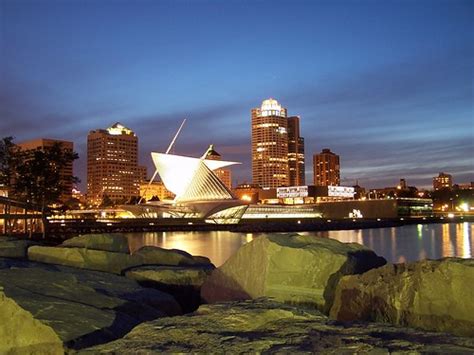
[{"xmin": 125, "ymin": 222, "xmax": 473, "ymax": 267}]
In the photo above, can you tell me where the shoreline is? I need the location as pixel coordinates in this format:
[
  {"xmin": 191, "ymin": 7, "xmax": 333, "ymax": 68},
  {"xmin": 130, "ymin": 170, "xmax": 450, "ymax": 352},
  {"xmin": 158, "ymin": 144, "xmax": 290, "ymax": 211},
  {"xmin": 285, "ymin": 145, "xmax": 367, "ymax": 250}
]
[{"xmin": 4, "ymin": 215, "xmax": 473, "ymax": 240}]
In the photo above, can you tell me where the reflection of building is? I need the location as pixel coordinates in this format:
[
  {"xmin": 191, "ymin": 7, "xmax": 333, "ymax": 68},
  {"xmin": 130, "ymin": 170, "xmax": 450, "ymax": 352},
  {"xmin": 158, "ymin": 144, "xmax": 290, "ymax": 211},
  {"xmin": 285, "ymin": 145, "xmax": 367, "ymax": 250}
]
[
  {"xmin": 252, "ymin": 98, "xmax": 289, "ymax": 188},
  {"xmin": 204, "ymin": 145, "xmax": 232, "ymax": 190},
  {"xmin": 139, "ymin": 181, "xmax": 175, "ymax": 201},
  {"xmin": 313, "ymin": 148, "xmax": 340, "ymax": 186},
  {"xmin": 87, "ymin": 123, "xmax": 147, "ymax": 206},
  {"xmin": 433, "ymin": 172, "xmax": 452, "ymax": 190},
  {"xmin": 17, "ymin": 138, "xmax": 74, "ymax": 202},
  {"xmin": 287, "ymin": 116, "xmax": 305, "ymax": 186}
]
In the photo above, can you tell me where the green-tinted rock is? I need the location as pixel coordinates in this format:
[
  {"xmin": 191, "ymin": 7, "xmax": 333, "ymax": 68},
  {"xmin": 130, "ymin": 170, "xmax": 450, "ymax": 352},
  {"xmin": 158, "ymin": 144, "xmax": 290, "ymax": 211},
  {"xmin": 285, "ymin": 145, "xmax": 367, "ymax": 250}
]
[
  {"xmin": 82, "ymin": 299, "xmax": 474, "ymax": 354},
  {"xmin": 0, "ymin": 287, "xmax": 63, "ymax": 354},
  {"xmin": 0, "ymin": 258, "xmax": 181, "ymax": 350},
  {"xmin": 0, "ymin": 237, "xmax": 38, "ymax": 259},
  {"xmin": 330, "ymin": 258, "xmax": 474, "ymax": 337},
  {"xmin": 126, "ymin": 265, "xmax": 215, "ymax": 312},
  {"xmin": 135, "ymin": 245, "xmax": 212, "ymax": 266},
  {"xmin": 28, "ymin": 245, "xmax": 142, "ymax": 274},
  {"xmin": 61, "ymin": 233, "xmax": 130, "ymax": 253},
  {"xmin": 201, "ymin": 234, "xmax": 386, "ymax": 312}
]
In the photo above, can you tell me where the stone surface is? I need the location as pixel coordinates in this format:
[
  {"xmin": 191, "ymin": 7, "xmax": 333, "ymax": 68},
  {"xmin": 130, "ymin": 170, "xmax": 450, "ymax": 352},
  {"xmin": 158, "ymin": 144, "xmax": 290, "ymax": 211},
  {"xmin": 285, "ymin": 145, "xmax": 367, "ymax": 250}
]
[
  {"xmin": 0, "ymin": 257, "xmax": 181, "ymax": 350},
  {"xmin": 126, "ymin": 265, "xmax": 215, "ymax": 312},
  {"xmin": 82, "ymin": 299, "xmax": 474, "ymax": 354},
  {"xmin": 0, "ymin": 237, "xmax": 38, "ymax": 259},
  {"xmin": 330, "ymin": 258, "xmax": 474, "ymax": 337},
  {"xmin": 134, "ymin": 245, "xmax": 212, "ymax": 266},
  {"xmin": 28, "ymin": 245, "xmax": 143, "ymax": 274},
  {"xmin": 0, "ymin": 287, "xmax": 63, "ymax": 354},
  {"xmin": 201, "ymin": 234, "xmax": 386, "ymax": 312},
  {"xmin": 61, "ymin": 233, "xmax": 130, "ymax": 253}
]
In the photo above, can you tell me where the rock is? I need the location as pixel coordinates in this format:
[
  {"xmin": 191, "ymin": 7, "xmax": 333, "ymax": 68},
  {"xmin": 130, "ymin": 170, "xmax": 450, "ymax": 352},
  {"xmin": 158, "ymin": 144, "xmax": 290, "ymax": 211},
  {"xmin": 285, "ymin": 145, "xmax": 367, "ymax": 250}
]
[
  {"xmin": 330, "ymin": 258, "xmax": 474, "ymax": 337},
  {"xmin": 0, "ymin": 257, "xmax": 181, "ymax": 350},
  {"xmin": 82, "ymin": 299, "xmax": 474, "ymax": 353},
  {"xmin": 126, "ymin": 265, "xmax": 215, "ymax": 312},
  {"xmin": 0, "ymin": 237, "xmax": 38, "ymax": 259},
  {"xmin": 134, "ymin": 245, "xmax": 212, "ymax": 266},
  {"xmin": 0, "ymin": 287, "xmax": 63, "ymax": 354},
  {"xmin": 28, "ymin": 245, "xmax": 142, "ymax": 274},
  {"xmin": 61, "ymin": 233, "xmax": 130, "ymax": 253},
  {"xmin": 201, "ymin": 234, "xmax": 386, "ymax": 312}
]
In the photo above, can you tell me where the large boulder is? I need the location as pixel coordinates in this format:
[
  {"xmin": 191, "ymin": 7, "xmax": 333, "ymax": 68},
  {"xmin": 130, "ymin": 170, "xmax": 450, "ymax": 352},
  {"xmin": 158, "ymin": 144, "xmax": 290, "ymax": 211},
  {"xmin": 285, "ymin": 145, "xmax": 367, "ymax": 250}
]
[
  {"xmin": 134, "ymin": 246, "xmax": 211, "ymax": 266},
  {"xmin": 201, "ymin": 234, "xmax": 386, "ymax": 312},
  {"xmin": 61, "ymin": 233, "xmax": 130, "ymax": 253},
  {"xmin": 126, "ymin": 265, "xmax": 215, "ymax": 312},
  {"xmin": 0, "ymin": 287, "xmax": 63, "ymax": 354},
  {"xmin": 83, "ymin": 299, "xmax": 474, "ymax": 353},
  {"xmin": 28, "ymin": 245, "xmax": 142, "ymax": 274},
  {"xmin": 0, "ymin": 257, "xmax": 181, "ymax": 350},
  {"xmin": 330, "ymin": 258, "xmax": 474, "ymax": 337},
  {"xmin": 0, "ymin": 237, "xmax": 38, "ymax": 259}
]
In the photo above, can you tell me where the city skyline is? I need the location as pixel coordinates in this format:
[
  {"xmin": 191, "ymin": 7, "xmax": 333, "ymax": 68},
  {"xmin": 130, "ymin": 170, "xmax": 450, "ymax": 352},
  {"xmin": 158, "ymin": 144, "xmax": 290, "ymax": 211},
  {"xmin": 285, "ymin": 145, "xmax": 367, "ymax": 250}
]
[{"xmin": 1, "ymin": 0, "xmax": 473, "ymax": 190}]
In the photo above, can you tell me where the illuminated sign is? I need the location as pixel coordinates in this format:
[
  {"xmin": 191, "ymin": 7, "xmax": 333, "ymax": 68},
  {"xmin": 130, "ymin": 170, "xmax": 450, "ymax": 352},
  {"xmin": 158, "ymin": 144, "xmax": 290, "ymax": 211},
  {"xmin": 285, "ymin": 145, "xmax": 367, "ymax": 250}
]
[
  {"xmin": 328, "ymin": 186, "xmax": 355, "ymax": 198},
  {"xmin": 277, "ymin": 186, "xmax": 308, "ymax": 198}
]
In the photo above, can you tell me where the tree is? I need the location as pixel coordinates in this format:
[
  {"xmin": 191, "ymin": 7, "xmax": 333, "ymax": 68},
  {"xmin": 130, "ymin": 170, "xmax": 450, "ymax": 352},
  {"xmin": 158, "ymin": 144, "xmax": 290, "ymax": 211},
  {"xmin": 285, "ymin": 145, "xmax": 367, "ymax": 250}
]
[
  {"xmin": 0, "ymin": 136, "xmax": 19, "ymax": 190},
  {"xmin": 1, "ymin": 138, "xmax": 79, "ymax": 237}
]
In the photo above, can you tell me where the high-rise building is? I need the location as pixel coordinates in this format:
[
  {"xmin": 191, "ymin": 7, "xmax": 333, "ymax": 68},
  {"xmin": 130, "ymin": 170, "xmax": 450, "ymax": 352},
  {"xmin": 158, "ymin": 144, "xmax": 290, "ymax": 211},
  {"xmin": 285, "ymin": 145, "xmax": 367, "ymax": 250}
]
[
  {"xmin": 287, "ymin": 116, "xmax": 305, "ymax": 186},
  {"xmin": 433, "ymin": 172, "xmax": 453, "ymax": 190},
  {"xmin": 313, "ymin": 148, "xmax": 340, "ymax": 186},
  {"xmin": 204, "ymin": 145, "xmax": 233, "ymax": 190},
  {"xmin": 87, "ymin": 123, "xmax": 146, "ymax": 205},
  {"xmin": 251, "ymin": 98, "xmax": 289, "ymax": 188},
  {"xmin": 17, "ymin": 138, "xmax": 74, "ymax": 202}
]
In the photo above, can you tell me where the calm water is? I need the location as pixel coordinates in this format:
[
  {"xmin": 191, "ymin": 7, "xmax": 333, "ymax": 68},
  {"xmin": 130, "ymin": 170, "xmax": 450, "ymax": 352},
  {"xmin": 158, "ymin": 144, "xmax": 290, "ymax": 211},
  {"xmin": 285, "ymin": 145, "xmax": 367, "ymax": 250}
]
[{"xmin": 126, "ymin": 222, "xmax": 473, "ymax": 267}]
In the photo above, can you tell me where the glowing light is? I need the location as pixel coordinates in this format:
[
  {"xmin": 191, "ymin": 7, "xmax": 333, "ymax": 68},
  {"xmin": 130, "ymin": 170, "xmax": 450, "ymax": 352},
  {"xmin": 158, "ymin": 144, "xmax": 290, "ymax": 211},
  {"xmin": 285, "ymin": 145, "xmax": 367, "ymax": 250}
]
[
  {"xmin": 448, "ymin": 213, "xmax": 455, "ymax": 218},
  {"xmin": 459, "ymin": 203, "xmax": 469, "ymax": 212},
  {"xmin": 241, "ymin": 194, "xmax": 252, "ymax": 202},
  {"xmin": 260, "ymin": 98, "xmax": 285, "ymax": 117}
]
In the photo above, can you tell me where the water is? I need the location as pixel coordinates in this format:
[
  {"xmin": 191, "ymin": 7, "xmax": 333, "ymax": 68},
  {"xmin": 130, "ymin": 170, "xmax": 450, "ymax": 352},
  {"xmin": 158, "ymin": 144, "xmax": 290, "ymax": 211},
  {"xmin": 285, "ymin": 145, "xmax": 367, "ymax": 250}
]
[{"xmin": 126, "ymin": 222, "xmax": 473, "ymax": 267}]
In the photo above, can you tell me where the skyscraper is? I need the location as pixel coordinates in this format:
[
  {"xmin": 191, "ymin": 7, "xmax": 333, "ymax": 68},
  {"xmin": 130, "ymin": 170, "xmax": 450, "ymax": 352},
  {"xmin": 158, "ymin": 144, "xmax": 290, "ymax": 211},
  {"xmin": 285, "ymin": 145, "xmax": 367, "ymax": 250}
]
[
  {"xmin": 87, "ymin": 123, "xmax": 146, "ymax": 205},
  {"xmin": 251, "ymin": 98, "xmax": 289, "ymax": 188},
  {"xmin": 17, "ymin": 138, "xmax": 74, "ymax": 202},
  {"xmin": 287, "ymin": 116, "xmax": 305, "ymax": 186},
  {"xmin": 313, "ymin": 148, "xmax": 340, "ymax": 186}
]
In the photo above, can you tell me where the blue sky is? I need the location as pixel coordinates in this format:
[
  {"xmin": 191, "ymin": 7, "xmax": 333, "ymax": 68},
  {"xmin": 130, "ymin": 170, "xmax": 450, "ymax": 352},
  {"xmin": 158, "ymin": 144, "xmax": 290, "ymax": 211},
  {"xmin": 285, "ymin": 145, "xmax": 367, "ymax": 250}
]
[{"xmin": 1, "ymin": 0, "xmax": 473, "ymax": 190}]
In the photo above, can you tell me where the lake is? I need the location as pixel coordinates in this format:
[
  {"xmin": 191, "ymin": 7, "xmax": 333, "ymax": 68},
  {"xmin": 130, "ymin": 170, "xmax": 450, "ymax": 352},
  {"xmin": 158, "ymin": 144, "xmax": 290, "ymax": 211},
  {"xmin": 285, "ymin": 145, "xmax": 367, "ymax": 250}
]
[{"xmin": 126, "ymin": 222, "xmax": 473, "ymax": 267}]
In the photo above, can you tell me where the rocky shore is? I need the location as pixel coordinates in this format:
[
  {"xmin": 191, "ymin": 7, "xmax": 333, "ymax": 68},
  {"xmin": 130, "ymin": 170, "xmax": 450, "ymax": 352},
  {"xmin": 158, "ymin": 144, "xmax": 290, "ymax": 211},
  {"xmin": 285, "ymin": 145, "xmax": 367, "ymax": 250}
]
[{"xmin": 0, "ymin": 233, "xmax": 473, "ymax": 353}]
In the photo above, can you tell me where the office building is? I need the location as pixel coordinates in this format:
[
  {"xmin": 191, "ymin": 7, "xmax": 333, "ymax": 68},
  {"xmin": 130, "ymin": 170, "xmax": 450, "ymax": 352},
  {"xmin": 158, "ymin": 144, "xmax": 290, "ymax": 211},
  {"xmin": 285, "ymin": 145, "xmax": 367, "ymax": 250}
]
[
  {"xmin": 287, "ymin": 116, "xmax": 305, "ymax": 186},
  {"xmin": 313, "ymin": 148, "xmax": 340, "ymax": 186},
  {"xmin": 87, "ymin": 123, "xmax": 146, "ymax": 205},
  {"xmin": 17, "ymin": 138, "xmax": 74, "ymax": 202},
  {"xmin": 433, "ymin": 172, "xmax": 453, "ymax": 190},
  {"xmin": 205, "ymin": 145, "xmax": 233, "ymax": 190},
  {"xmin": 251, "ymin": 98, "xmax": 289, "ymax": 188}
]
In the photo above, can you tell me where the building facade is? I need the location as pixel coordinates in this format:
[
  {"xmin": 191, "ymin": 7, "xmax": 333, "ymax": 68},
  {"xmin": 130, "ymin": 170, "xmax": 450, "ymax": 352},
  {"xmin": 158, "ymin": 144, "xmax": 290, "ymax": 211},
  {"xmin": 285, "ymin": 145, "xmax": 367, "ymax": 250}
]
[
  {"xmin": 251, "ymin": 98, "xmax": 289, "ymax": 188},
  {"xmin": 313, "ymin": 148, "xmax": 340, "ymax": 186},
  {"xmin": 87, "ymin": 123, "xmax": 146, "ymax": 205},
  {"xmin": 433, "ymin": 172, "xmax": 453, "ymax": 190},
  {"xmin": 287, "ymin": 116, "xmax": 305, "ymax": 186},
  {"xmin": 205, "ymin": 145, "xmax": 232, "ymax": 190},
  {"xmin": 17, "ymin": 138, "xmax": 74, "ymax": 202}
]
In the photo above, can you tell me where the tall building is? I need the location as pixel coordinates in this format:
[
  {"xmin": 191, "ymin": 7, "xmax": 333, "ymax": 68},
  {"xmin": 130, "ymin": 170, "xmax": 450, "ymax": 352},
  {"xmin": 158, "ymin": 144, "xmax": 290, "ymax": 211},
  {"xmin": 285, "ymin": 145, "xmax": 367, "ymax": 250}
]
[
  {"xmin": 87, "ymin": 123, "xmax": 146, "ymax": 205},
  {"xmin": 17, "ymin": 138, "xmax": 74, "ymax": 202},
  {"xmin": 205, "ymin": 145, "xmax": 233, "ymax": 190},
  {"xmin": 287, "ymin": 116, "xmax": 305, "ymax": 186},
  {"xmin": 433, "ymin": 172, "xmax": 452, "ymax": 190},
  {"xmin": 251, "ymin": 98, "xmax": 289, "ymax": 188},
  {"xmin": 313, "ymin": 148, "xmax": 340, "ymax": 186}
]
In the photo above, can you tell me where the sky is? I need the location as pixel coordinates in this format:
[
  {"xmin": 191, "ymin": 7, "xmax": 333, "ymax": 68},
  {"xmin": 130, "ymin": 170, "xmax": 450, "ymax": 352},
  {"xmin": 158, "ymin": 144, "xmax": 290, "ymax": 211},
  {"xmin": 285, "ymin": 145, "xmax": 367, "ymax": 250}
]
[{"xmin": 1, "ymin": 0, "xmax": 473, "ymax": 191}]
